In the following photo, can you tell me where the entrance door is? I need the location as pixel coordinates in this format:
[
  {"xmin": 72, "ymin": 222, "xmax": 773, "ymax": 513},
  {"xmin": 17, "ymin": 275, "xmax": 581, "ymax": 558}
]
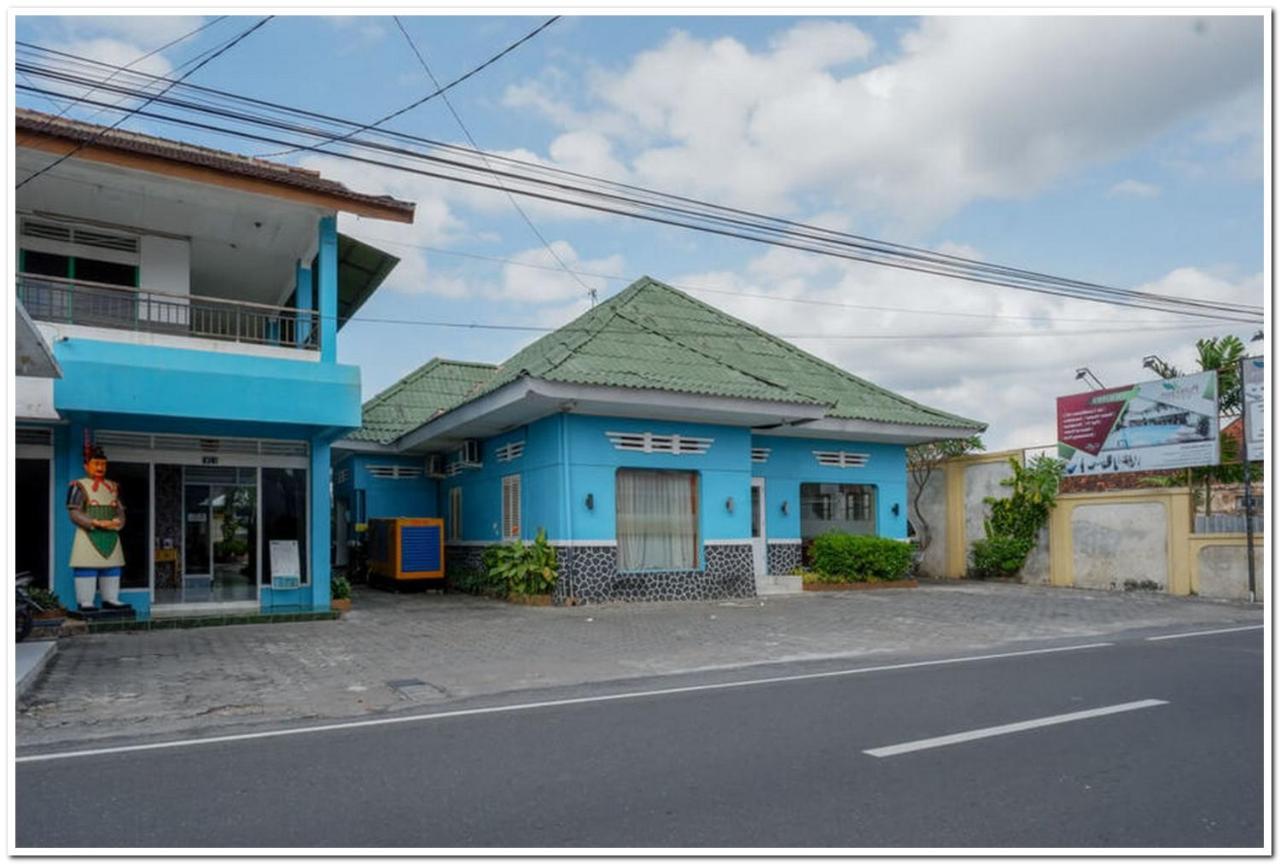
[
  {"xmin": 750, "ymin": 477, "xmax": 766, "ymax": 577},
  {"xmin": 180, "ymin": 468, "xmax": 258, "ymax": 604}
]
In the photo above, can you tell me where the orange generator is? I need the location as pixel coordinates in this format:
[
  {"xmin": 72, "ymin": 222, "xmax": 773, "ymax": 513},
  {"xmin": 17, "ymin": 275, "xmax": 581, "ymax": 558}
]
[{"xmin": 367, "ymin": 517, "xmax": 445, "ymax": 588}]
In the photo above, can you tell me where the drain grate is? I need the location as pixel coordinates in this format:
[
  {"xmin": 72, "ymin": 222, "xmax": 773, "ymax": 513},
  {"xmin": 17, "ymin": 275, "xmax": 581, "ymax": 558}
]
[{"xmin": 386, "ymin": 678, "xmax": 449, "ymax": 701}]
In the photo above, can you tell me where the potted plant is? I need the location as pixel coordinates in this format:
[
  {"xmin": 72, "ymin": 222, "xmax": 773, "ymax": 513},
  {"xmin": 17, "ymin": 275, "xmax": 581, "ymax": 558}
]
[
  {"xmin": 331, "ymin": 574, "xmax": 352, "ymax": 614},
  {"xmin": 26, "ymin": 586, "xmax": 67, "ymax": 631}
]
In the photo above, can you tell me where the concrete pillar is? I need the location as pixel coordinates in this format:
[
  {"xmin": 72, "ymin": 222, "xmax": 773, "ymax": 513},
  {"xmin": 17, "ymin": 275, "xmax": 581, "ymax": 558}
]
[
  {"xmin": 317, "ymin": 215, "xmax": 338, "ymax": 363},
  {"xmin": 295, "ymin": 262, "xmax": 312, "ymax": 349},
  {"xmin": 310, "ymin": 437, "xmax": 332, "ymax": 611}
]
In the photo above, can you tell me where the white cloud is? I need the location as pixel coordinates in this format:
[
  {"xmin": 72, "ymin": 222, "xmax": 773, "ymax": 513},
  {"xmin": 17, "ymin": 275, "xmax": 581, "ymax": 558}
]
[
  {"xmin": 667, "ymin": 246, "xmax": 1262, "ymax": 450},
  {"xmin": 505, "ymin": 16, "xmax": 1261, "ymax": 228},
  {"xmin": 497, "ymin": 241, "xmax": 625, "ymax": 304},
  {"xmin": 1108, "ymin": 179, "xmax": 1161, "ymax": 198}
]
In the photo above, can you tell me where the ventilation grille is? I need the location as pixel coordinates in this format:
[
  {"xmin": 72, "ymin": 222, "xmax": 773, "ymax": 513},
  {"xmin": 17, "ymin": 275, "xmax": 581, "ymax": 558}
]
[
  {"xmin": 751, "ymin": 448, "xmax": 771, "ymax": 463},
  {"xmin": 813, "ymin": 450, "xmax": 870, "ymax": 468},
  {"xmin": 496, "ymin": 441, "xmax": 525, "ymax": 462},
  {"xmin": 445, "ymin": 462, "xmax": 464, "ymax": 477},
  {"xmin": 606, "ymin": 431, "xmax": 713, "ymax": 455},
  {"xmin": 16, "ymin": 427, "xmax": 54, "ymax": 447},
  {"xmin": 22, "ymin": 220, "xmax": 140, "ymax": 254},
  {"xmin": 368, "ymin": 464, "xmax": 423, "ymax": 480},
  {"xmin": 90, "ymin": 431, "xmax": 309, "ymax": 458},
  {"xmin": 334, "ymin": 468, "xmax": 351, "ymax": 485},
  {"xmin": 184, "ymin": 466, "xmax": 256, "ymax": 485}
]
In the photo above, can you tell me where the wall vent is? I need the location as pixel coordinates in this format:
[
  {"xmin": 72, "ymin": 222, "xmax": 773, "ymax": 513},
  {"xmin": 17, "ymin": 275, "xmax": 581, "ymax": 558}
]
[
  {"xmin": 16, "ymin": 427, "xmax": 54, "ymax": 447},
  {"xmin": 606, "ymin": 431, "xmax": 713, "ymax": 455},
  {"xmin": 21, "ymin": 221, "xmax": 72, "ymax": 244},
  {"xmin": 813, "ymin": 450, "xmax": 870, "ymax": 468},
  {"xmin": 751, "ymin": 447, "xmax": 771, "ymax": 463},
  {"xmin": 368, "ymin": 464, "xmax": 423, "ymax": 480},
  {"xmin": 495, "ymin": 441, "xmax": 525, "ymax": 462},
  {"xmin": 21, "ymin": 220, "xmax": 140, "ymax": 254},
  {"xmin": 92, "ymin": 431, "xmax": 309, "ymax": 459},
  {"xmin": 334, "ymin": 468, "xmax": 351, "ymax": 485}
]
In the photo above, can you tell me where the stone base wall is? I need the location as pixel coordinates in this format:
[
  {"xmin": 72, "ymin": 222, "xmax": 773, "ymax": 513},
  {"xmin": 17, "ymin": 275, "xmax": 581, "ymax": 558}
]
[
  {"xmin": 445, "ymin": 545, "xmax": 486, "ymax": 577},
  {"xmin": 766, "ymin": 541, "xmax": 803, "ymax": 576},
  {"xmin": 553, "ymin": 543, "xmax": 755, "ymax": 604}
]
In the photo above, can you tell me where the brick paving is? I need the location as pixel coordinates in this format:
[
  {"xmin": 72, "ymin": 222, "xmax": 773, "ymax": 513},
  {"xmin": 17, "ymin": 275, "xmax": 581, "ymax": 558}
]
[{"xmin": 16, "ymin": 582, "xmax": 1261, "ymax": 748}]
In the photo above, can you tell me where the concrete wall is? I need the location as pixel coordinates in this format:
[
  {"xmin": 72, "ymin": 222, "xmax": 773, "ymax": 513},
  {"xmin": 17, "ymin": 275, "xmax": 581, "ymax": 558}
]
[
  {"xmin": 1068, "ymin": 501, "xmax": 1169, "ymax": 591},
  {"xmin": 923, "ymin": 449, "xmax": 1262, "ymax": 602}
]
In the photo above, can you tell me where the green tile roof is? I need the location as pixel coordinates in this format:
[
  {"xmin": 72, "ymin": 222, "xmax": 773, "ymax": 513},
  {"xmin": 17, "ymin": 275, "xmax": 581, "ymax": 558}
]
[
  {"xmin": 347, "ymin": 276, "xmax": 983, "ymax": 445},
  {"xmin": 347, "ymin": 358, "xmax": 496, "ymax": 444}
]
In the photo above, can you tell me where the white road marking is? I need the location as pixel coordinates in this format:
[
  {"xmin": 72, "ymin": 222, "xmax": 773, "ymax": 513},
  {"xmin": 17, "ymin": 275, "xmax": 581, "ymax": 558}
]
[
  {"xmin": 1145, "ymin": 625, "xmax": 1264, "ymax": 642},
  {"xmin": 16, "ymin": 641, "xmax": 1114, "ymax": 764},
  {"xmin": 863, "ymin": 699, "xmax": 1169, "ymax": 758}
]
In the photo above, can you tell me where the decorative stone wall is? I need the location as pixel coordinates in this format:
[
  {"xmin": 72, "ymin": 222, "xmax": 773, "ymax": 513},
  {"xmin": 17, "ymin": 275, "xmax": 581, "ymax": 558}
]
[
  {"xmin": 445, "ymin": 545, "xmax": 485, "ymax": 576},
  {"xmin": 766, "ymin": 541, "xmax": 803, "ymax": 576},
  {"xmin": 553, "ymin": 544, "xmax": 755, "ymax": 605}
]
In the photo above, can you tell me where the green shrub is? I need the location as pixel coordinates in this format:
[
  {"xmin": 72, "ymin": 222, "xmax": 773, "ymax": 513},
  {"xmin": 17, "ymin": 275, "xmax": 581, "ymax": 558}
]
[
  {"xmin": 482, "ymin": 528, "xmax": 559, "ymax": 596},
  {"xmin": 25, "ymin": 586, "xmax": 65, "ymax": 612},
  {"xmin": 968, "ymin": 535, "xmax": 1033, "ymax": 579},
  {"xmin": 809, "ymin": 533, "xmax": 914, "ymax": 583},
  {"xmin": 331, "ymin": 573, "xmax": 352, "ymax": 600},
  {"xmin": 449, "ymin": 566, "xmax": 506, "ymax": 598}
]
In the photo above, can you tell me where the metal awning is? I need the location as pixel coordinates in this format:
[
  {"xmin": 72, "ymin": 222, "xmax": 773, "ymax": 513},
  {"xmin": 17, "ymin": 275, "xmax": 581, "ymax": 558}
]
[
  {"xmin": 16, "ymin": 300, "xmax": 60, "ymax": 378},
  {"xmin": 337, "ymin": 233, "xmax": 400, "ymax": 330}
]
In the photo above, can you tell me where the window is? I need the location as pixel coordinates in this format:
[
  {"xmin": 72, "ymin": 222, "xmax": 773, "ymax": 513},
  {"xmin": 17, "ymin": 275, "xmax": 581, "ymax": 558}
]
[
  {"xmin": 616, "ymin": 469, "xmax": 699, "ymax": 571},
  {"xmin": 800, "ymin": 483, "xmax": 876, "ymax": 541},
  {"xmin": 19, "ymin": 250, "xmax": 138, "ymax": 287},
  {"xmin": 449, "ymin": 487, "xmax": 462, "ymax": 541},
  {"xmin": 501, "ymin": 475, "xmax": 521, "ymax": 541},
  {"xmin": 262, "ymin": 467, "xmax": 308, "ymax": 585}
]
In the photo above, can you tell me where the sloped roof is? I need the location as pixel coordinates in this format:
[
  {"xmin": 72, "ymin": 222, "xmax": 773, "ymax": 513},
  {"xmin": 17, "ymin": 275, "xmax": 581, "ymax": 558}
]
[
  {"xmin": 468, "ymin": 276, "xmax": 983, "ymax": 430},
  {"xmin": 348, "ymin": 358, "xmax": 497, "ymax": 444},
  {"xmin": 16, "ymin": 108, "xmax": 415, "ymax": 221},
  {"xmin": 348, "ymin": 276, "xmax": 984, "ymax": 446}
]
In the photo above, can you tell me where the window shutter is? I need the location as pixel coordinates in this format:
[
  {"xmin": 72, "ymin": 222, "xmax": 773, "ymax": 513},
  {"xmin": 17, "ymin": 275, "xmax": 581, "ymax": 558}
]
[{"xmin": 502, "ymin": 475, "xmax": 521, "ymax": 540}]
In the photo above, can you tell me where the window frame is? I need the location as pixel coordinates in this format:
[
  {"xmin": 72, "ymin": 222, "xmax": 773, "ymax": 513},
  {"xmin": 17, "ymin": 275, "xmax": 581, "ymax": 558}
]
[
  {"xmin": 501, "ymin": 474, "xmax": 521, "ymax": 541},
  {"xmin": 614, "ymin": 468, "xmax": 700, "ymax": 572},
  {"xmin": 448, "ymin": 486, "xmax": 462, "ymax": 542}
]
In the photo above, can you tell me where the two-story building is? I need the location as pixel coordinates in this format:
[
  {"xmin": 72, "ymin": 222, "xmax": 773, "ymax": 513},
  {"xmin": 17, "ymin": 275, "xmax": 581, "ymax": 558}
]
[
  {"xmin": 15, "ymin": 109, "xmax": 414, "ymax": 619},
  {"xmin": 334, "ymin": 276, "xmax": 985, "ymax": 603}
]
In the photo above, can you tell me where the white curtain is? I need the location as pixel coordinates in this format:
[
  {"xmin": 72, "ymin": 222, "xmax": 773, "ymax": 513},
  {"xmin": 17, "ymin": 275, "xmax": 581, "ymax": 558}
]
[{"xmin": 616, "ymin": 470, "xmax": 697, "ymax": 571}]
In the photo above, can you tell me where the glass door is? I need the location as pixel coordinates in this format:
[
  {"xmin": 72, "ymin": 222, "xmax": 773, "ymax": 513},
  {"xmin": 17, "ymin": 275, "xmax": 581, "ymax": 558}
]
[{"xmin": 174, "ymin": 467, "xmax": 258, "ymax": 604}]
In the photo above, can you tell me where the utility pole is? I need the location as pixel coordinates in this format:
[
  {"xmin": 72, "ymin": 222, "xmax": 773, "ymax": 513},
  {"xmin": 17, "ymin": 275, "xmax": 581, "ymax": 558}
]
[{"xmin": 1238, "ymin": 356, "xmax": 1259, "ymax": 602}]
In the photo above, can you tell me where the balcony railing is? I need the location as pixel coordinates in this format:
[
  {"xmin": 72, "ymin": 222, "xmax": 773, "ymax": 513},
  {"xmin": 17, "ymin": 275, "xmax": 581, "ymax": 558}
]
[{"xmin": 17, "ymin": 273, "xmax": 319, "ymax": 351}]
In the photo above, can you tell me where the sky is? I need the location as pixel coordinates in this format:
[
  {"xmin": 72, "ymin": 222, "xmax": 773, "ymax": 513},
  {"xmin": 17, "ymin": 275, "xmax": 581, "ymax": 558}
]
[{"xmin": 14, "ymin": 12, "xmax": 1267, "ymax": 449}]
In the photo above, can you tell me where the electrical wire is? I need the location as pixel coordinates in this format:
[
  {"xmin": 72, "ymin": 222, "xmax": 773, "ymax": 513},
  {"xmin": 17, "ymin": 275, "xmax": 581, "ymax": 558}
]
[
  {"xmin": 14, "ymin": 47, "xmax": 1265, "ymax": 324},
  {"xmin": 14, "ymin": 45, "xmax": 1263, "ymax": 324},
  {"xmin": 391, "ymin": 15, "xmax": 597, "ymax": 306},
  {"xmin": 253, "ymin": 15, "xmax": 560, "ymax": 159},
  {"xmin": 16, "ymin": 17, "xmax": 273, "ymax": 191}
]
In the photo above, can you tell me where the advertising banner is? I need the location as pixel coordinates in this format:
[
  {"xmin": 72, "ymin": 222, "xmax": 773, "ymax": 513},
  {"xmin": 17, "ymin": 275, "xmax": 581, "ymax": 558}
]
[
  {"xmin": 1242, "ymin": 357, "xmax": 1264, "ymax": 462},
  {"xmin": 1057, "ymin": 371, "xmax": 1219, "ymax": 476}
]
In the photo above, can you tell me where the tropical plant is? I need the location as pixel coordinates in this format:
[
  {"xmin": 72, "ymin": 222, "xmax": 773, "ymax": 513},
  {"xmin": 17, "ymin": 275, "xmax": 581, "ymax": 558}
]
[
  {"xmin": 907, "ymin": 436, "xmax": 984, "ymax": 553},
  {"xmin": 969, "ymin": 455, "xmax": 1064, "ymax": 579},
  {"xmin": 809, "ymin": 533, "xmax": 915, "ymax": 583},
  {"xmin": 331, "ymin": 573, "xmax": 351, "ymax": 601},
  {"xmin": 26, "ymin": 585, "xmax": 65, "ymax": 613},
  {"xmin": 482, "ymin": 528, "xmax": 558, "ymax": 596}
]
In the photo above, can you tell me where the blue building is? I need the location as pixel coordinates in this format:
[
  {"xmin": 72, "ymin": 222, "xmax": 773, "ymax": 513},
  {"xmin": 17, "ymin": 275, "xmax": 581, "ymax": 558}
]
[
  {"xmin": 334, "ymin": 277, "xmax": 985, "ymax": 603},
  {"xmin": 14, "ymin": 109, "xmax": 414, "ymax": 620}
]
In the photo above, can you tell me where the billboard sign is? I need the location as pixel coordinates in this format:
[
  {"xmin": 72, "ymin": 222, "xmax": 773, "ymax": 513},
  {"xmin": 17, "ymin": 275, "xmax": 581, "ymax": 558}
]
[
  {"xmin": 1242, "ymin": 356, "xmax": 1264, "ymax": 462},
  {"xmin": 1057, "ymin": 371, "xmax": 1219, "ymax": 476}
]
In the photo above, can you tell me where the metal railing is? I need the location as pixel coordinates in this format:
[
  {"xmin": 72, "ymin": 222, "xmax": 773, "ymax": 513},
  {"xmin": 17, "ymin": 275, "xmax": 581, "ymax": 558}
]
[
  {"xmin": 17, "ymin": 273, "xmax": 319, "ymax": 351},
  {"xmin": 1194, "ymin": 514, "xmax": 1266, "ymax": 535}
]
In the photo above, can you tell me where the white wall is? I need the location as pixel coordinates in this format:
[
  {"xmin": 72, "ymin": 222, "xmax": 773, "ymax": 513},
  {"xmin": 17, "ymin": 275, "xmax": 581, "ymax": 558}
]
[{"xmin": 140, "ymin": 235, "xmax": 190, "ymax": 297}]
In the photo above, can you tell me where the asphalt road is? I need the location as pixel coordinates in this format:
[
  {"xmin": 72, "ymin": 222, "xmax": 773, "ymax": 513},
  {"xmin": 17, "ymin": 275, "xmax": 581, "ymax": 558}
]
[{"xmin": 15, "ymin": 625, "xmax": 1263, "ymax": 849}]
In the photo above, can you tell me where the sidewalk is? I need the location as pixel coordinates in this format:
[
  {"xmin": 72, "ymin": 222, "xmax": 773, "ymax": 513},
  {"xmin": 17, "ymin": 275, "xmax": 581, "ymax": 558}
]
[{"xmin": 17, "ymin": 581, "xmax": 1260, "ymax": 748}]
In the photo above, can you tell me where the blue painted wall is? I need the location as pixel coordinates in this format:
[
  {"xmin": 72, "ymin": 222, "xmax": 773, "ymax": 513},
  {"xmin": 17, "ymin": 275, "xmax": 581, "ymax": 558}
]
[
  {"xmin": 433, "ymin": 416, "xmax": 910, "ymax": 551},
  {"xmin": 53, "ymin": 339, "xmax": 361, "ymax": 430},
  {"xmin": 337, "ymin": 453, "xmax": 438, "ymax": 522},
  {"xmin": 438, "ymin": 415, "xmax": 563, "ymax": 543},
  {"xmin": 751, "ymin": 435, "xmax": 908, "ymax": 540}
]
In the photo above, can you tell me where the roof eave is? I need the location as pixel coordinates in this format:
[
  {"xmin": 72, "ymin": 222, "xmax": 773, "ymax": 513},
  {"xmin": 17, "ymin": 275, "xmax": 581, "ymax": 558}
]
[{"xmin": 754, "ymin": 417, "xmax": 987, "ymax": 445}]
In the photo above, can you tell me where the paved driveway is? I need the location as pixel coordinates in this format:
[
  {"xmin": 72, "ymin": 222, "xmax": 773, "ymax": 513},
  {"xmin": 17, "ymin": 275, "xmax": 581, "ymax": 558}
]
[{"xmin": 17, "ymin": 582, "xmax": 1260, "ymax": 748}]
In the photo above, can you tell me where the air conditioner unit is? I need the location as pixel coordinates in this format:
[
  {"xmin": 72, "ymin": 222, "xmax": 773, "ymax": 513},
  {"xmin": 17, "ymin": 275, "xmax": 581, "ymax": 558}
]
[
  {"xmin": 458, "ymin": 439, "xmax": 482, "ymax": 467},
  {"xmin": 425, "ymin": 453, "xmax": 446, "ymax": 478}
]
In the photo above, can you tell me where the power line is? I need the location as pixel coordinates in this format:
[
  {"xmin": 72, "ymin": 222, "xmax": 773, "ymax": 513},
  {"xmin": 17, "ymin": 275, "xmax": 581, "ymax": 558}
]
[
  {"xmin": 15, "ymin": 16, "xmax": 227, "ymax": 146},
  {"xmin": 13, "ymin": 49, "xmax": 1263, "ymax": 323},
  {"xmin": 253, "ymin": 15, "xmax": 560, "ymax": 159},
  {"xmin": 391, "ymin": 15, "xmax": 597, "ymax": 307},
  {"xmin": 14, "ymin": 47, "xmax": 1263, "ymax": 323},
  {"xmin": 346, "ymin": 232, "xmax": 1248, "ymax": 327},
  {"xmin": 16, "ymin": 17, "xmax": 273, "ymax": 191}
]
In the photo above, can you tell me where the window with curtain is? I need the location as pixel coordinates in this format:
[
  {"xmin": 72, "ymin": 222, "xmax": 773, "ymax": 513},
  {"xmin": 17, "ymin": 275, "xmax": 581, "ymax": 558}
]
[{"xmin": 616, "ymin": 469, "xmax": 699, "ymax": 571}]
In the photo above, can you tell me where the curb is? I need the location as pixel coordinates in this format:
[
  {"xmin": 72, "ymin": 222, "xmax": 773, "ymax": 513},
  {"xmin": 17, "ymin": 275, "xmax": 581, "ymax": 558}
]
[{"xmin": 17, "ymin": 640, "xmax": 58, "ymax": 700}]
